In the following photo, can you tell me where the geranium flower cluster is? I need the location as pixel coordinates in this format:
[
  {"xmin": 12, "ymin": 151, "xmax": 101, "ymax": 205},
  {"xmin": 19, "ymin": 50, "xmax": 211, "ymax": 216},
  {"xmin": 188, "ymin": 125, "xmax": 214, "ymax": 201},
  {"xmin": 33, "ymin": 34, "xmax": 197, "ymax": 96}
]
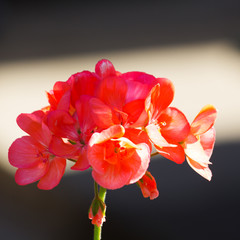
[{"xmin": 8, "ymin": 59, "xmax": 217, "ymax": 197}]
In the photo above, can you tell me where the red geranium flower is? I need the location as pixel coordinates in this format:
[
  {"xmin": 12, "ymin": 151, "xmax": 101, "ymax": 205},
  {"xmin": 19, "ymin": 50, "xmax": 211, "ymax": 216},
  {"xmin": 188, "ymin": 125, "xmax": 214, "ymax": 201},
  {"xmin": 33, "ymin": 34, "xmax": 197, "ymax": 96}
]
[
  {"xmin": 88, "ymin": 125, "xmax": 151, "ymax": 189},
  {"xmin": 145, "ymin": 83, "xmax": 190, "ymax": 164},
  {"xmin": 8, "ymin": 111, "xmax": 67, "ymax": 189}
]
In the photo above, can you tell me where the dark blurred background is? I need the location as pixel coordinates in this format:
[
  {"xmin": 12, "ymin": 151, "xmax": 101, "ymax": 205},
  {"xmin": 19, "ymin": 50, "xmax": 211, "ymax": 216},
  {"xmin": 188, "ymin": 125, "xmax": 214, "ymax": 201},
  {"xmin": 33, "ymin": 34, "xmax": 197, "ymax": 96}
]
[
  {"xmin": 1, "ymin": 0, "xmax": 240, "ymax": 239},
  {"xmin": 1, "ymin": 0, "xmax": 240, "ymax": 62}
]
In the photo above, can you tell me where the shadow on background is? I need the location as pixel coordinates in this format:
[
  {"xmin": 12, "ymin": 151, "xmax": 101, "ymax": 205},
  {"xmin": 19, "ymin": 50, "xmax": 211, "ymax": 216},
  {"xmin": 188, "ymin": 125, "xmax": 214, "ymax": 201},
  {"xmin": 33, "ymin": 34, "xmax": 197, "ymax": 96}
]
[
  {"xmin": 0, "ymin": 0, "xmax": 240, "ymax": 62},
  {"xmin": 1, "ymin": 142, "xmax": 239, "ymax": 239}
]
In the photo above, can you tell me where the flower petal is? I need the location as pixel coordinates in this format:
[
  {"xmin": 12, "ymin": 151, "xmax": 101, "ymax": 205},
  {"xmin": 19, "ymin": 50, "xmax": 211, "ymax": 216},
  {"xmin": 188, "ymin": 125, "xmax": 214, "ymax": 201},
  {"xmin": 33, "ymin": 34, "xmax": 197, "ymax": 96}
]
[
  {"xmin": 92, "ymin": 164, "xmax": 132, "ymax": 190},
  {"xmin": 8, "ymin": 136, "xmax": 44, "ymax": 168},
  {"xmin": 121, "ymin": 71, "xmax": 157, "ymax": 103},
  {"xmin": 75, "ymin": 95, "xmax": 96, "ymax": 133},
  {"xmin": 69, "ymin": 71, "xmax": 98, "ymax": 105},
  {"xmin": 145, "ymin": 79, "xmax": 174, "ymax": 121},
  {"xmin": 124, "ymin": 128, "xmax": 152, "ymax": 152},
  {"xmin": 89, "ymin": 125, "xmax": 125, "ymax": 146},
  {"xmin": 128, "ymin": 143, "xmax": 150, "ymax": 184},
  {"xmin": 47, "ymin": 110, "xmax": 77, "ymax": 139},
  {"xmin": 49, "ymin": 135, "xmax": 79, "ymax": 158},
  {"xmin": 191, "ymin": 105, "xmax": 217, "ymax": 135},
  {"xmin": 200, "ymin": 127, "xmax": 216, "ymax": 157},
  {"xmin": 17, "ymin": 112, "xmax": 52, "ymax": 147},
  {"xmin": 145, "ymin": 123, "xmax": 176, "ymax": 148},
  {"xmin": 90, "ymin": 98, "xmax": 115, "ymax": 129},
  {"xmin": 15, "ymin": 161, "xmax": 49, "ymax": 186},
  {"xmin": 186, "ymin": 156, "xmax": 212, "ymax": 181},
  {"xmin": 98, "ymin": 75, "xmax": 127, "ymax": 110},
  {"xmin": 71, "ymin": 146, "xmax": 90, "ymax": 170},
  {"xmin": 123, "ymin": 99, "xmax": 148, "ymax": 127},
  {"xmin": 155, "ymin": 143, "xmax": 185, "ymax": 164},
  {"xmin": 95, "ymin": 59, "xmax": 116, "ymax": 78},
  {"xmin": 158, "ymin": 107, "xmax": 190, "ymax": 143},
  {"xmin": 37, "ymin": 157, "xmax": 66, "ymax": 190},
  {"xmin": 184, "ymin": 137, "xmax": 212, "ymax": 166}
]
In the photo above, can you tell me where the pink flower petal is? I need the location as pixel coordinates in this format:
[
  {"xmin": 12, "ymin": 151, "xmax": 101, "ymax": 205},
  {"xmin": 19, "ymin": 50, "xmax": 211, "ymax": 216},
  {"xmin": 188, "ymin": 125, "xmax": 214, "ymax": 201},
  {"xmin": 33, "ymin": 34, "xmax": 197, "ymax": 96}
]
[
  {"xmin": 95, "ymin": 59, "xmax": 116, "ymax": 78},
  {"xmin": 17, "ymin": 112, "xmax": 52, "ymax": 147},
  {"xmin": 15, "ymin": 161, "xmax": 49, "ymax": 186},
  {"xmin": 121, "ymin": 71, "xmax": 157, "ymax": 103},
  {"xmin": 8, "ymin": 136, "xmax": 44, "ymax": 168},
  {"xmin": 70, "ymin": 71, "xmax": 98, "ymax": 105},
  {"xmin": 49, "ymin": 135, "xmax": 79, "ymax": 158},
  {"xmin": 71, "ymin": 146, "xmax": 90, "ymax": 170},
  {"xmin": 47, "ymin": 110, "xmax": 77, "ymax": 140},
  {"xmin": 37, "ymin": 157, "xmax": 66, "ymax": 190}
]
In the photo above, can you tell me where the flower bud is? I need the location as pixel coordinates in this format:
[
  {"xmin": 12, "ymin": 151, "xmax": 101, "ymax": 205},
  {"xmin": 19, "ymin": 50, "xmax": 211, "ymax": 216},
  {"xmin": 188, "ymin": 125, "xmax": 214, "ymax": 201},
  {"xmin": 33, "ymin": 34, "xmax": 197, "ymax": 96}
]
[
  {"xmin": 88, "ymin": 197, "xmax": 106, "ymax": 227},
  {"xmin": 137, "ymin": 171, "xmax": 159, "ymax": 200}
]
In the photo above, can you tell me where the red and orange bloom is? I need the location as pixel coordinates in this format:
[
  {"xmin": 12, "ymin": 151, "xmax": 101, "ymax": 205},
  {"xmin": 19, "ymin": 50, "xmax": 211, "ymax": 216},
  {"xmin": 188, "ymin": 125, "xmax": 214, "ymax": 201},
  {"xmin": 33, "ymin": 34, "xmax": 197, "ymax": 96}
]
[
  {"xmin": 182, "ymin": 105, "xmax": 217, "ymax": 180},
  {"xmin": 137, "ymin": 171, "xmax": 159, "ymax": 200},
  {"xmin": 8, "ymin": 57, "xmax": 217, "ymax": 232},
  {"xmin": 145, "ymin": 83, "xmax": 190, "ymax": 164},
  {"xmin": 88, "ymin": 125, "xmax": 151, "ymax": 189}
]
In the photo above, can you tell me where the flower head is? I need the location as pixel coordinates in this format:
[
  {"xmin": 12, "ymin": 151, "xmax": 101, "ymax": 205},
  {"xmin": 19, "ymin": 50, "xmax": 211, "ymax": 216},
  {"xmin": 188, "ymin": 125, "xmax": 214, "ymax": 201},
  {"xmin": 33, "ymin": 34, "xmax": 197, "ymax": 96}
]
[
  {"xmin": 8, "ymin": 111, "xmax": 67, "ymax": 190},
  {"xmin": 88, "ymin": 125, "xmax": 151, "ymax": 189}
]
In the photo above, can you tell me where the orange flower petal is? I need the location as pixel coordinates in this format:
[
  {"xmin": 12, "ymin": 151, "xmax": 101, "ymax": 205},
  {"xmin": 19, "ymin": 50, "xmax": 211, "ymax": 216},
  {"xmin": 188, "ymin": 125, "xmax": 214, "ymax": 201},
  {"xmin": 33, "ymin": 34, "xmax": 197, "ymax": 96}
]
[
  {"xmin": 158, "ymin": 107, "xmax": 190, "ymax": 143},
  {"xmin": 191, "ymin": 104, "xmax": 217, "ymax": 136},
  {"xmin": 145, "ymin": 123, "xmax": 176, "ymax": 148},
  {"xmin": 186, "ymin": 156, "xmax": 212, "ymax": 181},
  {"xmin": 145, "ymin": 79, "xmax": 174, "ymax": 121},
  {"xmin": 155, "ymin": 143, "xmax": 185, "ymax": 164}
]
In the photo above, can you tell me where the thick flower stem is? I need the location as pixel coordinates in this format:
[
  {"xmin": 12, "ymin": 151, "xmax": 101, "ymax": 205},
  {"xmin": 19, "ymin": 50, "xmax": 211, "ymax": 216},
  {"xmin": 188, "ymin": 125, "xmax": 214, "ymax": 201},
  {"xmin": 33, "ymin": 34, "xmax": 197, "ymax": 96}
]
[{"xmin": 93, "ymin": 182, "xmax": 107, "ymax": 240}]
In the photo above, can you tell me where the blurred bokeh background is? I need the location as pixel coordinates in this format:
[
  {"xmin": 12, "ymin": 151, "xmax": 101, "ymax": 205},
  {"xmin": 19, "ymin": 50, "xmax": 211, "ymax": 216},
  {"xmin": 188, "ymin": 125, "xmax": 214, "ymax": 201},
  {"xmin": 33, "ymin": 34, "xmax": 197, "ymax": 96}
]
[{"xmin": 1, "ymin": 0, "xmax": 240, "ymax": 239}]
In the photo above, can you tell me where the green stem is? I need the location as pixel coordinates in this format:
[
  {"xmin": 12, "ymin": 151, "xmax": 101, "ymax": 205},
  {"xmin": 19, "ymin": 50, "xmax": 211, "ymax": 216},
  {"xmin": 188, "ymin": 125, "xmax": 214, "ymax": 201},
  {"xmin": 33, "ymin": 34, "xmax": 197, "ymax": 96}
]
[
  {"xmin": 94, "ymin": 224, "xmax": 101, "ymax": 240},
  {"xmin": 93, "ymin": 183, "xmax": 107, "ymax": 240}
]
